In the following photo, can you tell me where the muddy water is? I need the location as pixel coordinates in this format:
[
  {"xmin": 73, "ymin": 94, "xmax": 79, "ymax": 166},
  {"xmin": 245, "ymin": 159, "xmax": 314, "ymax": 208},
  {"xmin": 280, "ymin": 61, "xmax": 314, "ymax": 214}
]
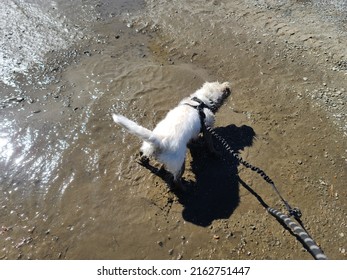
[{"xmin": 1, "ymin": 0, "xmax": 346, "ymax": 260}]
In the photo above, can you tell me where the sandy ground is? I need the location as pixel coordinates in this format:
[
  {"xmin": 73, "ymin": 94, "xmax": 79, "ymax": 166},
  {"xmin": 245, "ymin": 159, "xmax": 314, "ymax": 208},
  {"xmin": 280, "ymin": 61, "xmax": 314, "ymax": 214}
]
[{"xmin": 0, "ymin": 0, "xmax": 346, "ymax": 260}]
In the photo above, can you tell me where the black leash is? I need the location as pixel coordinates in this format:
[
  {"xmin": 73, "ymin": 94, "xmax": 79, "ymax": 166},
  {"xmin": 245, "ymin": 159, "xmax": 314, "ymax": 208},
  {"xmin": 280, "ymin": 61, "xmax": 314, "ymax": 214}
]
[
  {"xmin": 206, "ymin": 126, "xmax": 302, "ymax": 219},
  {"xmin": 209, "ymin": 126, "xmax": 327, "ymax": 260},
  {"xmin": 185, "ymin": 97, "xmax": 327, "ymax": 259},
  {"xmin": 186, "ymin": 97, "xmax": 301, "ymax": 219},
  {"xmin": 267, "ymin": 207, "xmax": 327, "ymax": 260},
  {"xmin": 239, "ymin": 178, "xmax": 327, "ymax": 260}
]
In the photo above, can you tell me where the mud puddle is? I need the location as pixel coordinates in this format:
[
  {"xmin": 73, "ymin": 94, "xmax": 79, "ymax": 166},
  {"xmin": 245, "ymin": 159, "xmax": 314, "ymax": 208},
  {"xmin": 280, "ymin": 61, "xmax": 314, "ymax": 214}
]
[{"xmin": 0, "ymin": 0, "xmax": 346, "ymax": 260}]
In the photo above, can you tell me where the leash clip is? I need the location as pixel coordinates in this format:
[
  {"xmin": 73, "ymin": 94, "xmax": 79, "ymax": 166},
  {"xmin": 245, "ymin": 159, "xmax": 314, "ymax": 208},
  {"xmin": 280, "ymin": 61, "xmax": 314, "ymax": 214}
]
[{"xmin": 289, "ymin": 207, "xmax": 302, "ymax": 219}]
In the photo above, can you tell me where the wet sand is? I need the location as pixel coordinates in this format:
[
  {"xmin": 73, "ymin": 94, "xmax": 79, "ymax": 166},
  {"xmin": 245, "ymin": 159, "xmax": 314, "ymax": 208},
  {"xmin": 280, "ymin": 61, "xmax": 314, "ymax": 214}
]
[{"xmin": 0, "ymin": 0, "xmax": 346, "ymax": 259}]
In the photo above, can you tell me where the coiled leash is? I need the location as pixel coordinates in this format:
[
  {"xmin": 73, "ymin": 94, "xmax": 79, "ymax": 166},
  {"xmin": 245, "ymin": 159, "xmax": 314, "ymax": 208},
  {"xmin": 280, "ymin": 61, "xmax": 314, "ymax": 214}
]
[
  {"xmin": 206, "ymin": 125, "xmax": 328, "ymax": 260},
  {"xmin": 206, "ymin": 126, "xmax": 327, "ymax": 260},
  {"xmin": 185, "ymin": 97, "xmax": 327, "ymax": 260},
  {"xmin": 206, "ymin": 126, "xmax": 302, "ymax": 218},
  {"xmin": 267, "ymin": 208, "xmax": 327, "ymax": 260}
]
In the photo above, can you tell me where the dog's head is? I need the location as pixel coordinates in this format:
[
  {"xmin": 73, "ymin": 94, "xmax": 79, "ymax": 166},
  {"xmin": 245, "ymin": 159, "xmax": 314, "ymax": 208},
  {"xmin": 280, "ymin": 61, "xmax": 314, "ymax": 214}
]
[{"xmin": 194, "ymin": 81, "xmax": 231, "ymax": 112}]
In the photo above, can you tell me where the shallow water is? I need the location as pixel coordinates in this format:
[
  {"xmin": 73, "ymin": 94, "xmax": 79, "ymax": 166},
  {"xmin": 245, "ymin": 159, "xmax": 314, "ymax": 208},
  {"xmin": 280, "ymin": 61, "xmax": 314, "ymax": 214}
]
[
  {"xmin": 0, "ymin": 0, "xmax": 346, "ymax": 259},
  {"xmin": 0, "ymin": 0, "xmax": 218, "ymax": 259}
]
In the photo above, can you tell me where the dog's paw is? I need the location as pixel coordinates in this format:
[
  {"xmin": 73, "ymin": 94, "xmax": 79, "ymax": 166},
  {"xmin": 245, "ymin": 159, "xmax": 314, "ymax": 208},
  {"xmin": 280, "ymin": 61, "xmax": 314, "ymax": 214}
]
[
  {"xmin": 171, "ymin": 178, "xmax": 197, "ymax": 194},
  {"xmin": 136, "ymin": 152, "xmax": 150, "ymax": 166}
]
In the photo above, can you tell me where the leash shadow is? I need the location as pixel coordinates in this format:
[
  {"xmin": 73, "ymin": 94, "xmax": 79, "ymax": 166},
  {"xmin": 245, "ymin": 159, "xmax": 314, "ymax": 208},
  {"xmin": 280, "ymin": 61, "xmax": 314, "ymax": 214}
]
[{"xmin": 177, "ymin": 124, "xmax": 256, "ymax": 227}]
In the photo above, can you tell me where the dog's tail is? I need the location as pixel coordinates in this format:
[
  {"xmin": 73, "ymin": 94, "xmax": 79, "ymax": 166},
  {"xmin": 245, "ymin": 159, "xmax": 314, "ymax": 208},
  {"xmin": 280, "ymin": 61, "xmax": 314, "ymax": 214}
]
[{"xmin": 112, "ymin": 114, "xmax": 161, "ymax": 147}]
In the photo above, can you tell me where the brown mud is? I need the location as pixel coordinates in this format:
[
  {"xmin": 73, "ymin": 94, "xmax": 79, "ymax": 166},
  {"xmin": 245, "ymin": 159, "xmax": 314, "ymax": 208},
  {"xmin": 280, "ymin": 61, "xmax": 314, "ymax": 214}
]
[{"xmin": 0, "ymin": 0, "xmax": 346, "ymax": 259}]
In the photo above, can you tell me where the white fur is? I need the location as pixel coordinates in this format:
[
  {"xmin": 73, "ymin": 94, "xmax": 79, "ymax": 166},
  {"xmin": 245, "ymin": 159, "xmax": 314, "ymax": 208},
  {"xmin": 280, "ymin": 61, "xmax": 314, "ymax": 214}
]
[{"xmin": 112, "ymin": 81, "xmax": 231, "ymax": 182}]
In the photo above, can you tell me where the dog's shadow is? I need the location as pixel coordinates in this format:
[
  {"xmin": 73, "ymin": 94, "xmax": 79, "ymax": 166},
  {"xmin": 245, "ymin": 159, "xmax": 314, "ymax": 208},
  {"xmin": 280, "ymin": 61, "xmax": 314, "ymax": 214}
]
[
  {"xmin": 179, "ymin": 124, "xmax": 255, "ymax": 226},
  {"xmin": 140, "ymin": 124, "xmax": 256, "ymax": 227}
]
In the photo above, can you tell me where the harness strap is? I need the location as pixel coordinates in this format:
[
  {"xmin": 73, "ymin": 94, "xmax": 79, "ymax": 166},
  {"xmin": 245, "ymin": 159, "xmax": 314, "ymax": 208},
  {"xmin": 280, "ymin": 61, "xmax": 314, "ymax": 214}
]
[{"xmin": 184, "ymin": 97, "xmax": 210, "ymax": 131}]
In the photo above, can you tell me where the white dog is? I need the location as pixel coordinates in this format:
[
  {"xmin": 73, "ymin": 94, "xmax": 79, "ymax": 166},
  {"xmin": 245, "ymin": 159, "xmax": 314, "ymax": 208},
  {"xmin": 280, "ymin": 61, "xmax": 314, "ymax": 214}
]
[{"xmin": 112, "ymin": 81, "xmax": 231, "ymax": 190}]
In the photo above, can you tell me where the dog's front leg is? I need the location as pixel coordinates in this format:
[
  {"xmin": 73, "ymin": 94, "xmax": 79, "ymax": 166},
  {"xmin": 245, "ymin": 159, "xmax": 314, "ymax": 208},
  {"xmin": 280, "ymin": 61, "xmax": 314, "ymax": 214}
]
[
  {"xmin": 202, "ymin": 126, "xmax": 220, "ymax": 157},
  {"xmin": 173, "ymin": 161, "xmax": 187, "ymax": 192},
  {"xmin": 136, "ymin": 151, "xmax": 151, "ymax": 169}
]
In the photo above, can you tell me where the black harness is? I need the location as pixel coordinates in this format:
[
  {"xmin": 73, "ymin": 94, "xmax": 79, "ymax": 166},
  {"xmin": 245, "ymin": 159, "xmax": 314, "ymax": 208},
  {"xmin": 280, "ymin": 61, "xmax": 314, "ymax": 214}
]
[{"xmin": 184, "ymin": 97, "xmax": 211, "ymax": 130}]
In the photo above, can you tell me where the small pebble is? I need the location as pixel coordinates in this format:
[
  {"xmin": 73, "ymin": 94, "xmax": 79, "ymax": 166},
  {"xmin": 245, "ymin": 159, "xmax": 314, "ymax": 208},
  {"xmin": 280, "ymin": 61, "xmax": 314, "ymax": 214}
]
[{"xmin": 28, "ymin": 227, "xmax": 36, "ymax": 233}]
